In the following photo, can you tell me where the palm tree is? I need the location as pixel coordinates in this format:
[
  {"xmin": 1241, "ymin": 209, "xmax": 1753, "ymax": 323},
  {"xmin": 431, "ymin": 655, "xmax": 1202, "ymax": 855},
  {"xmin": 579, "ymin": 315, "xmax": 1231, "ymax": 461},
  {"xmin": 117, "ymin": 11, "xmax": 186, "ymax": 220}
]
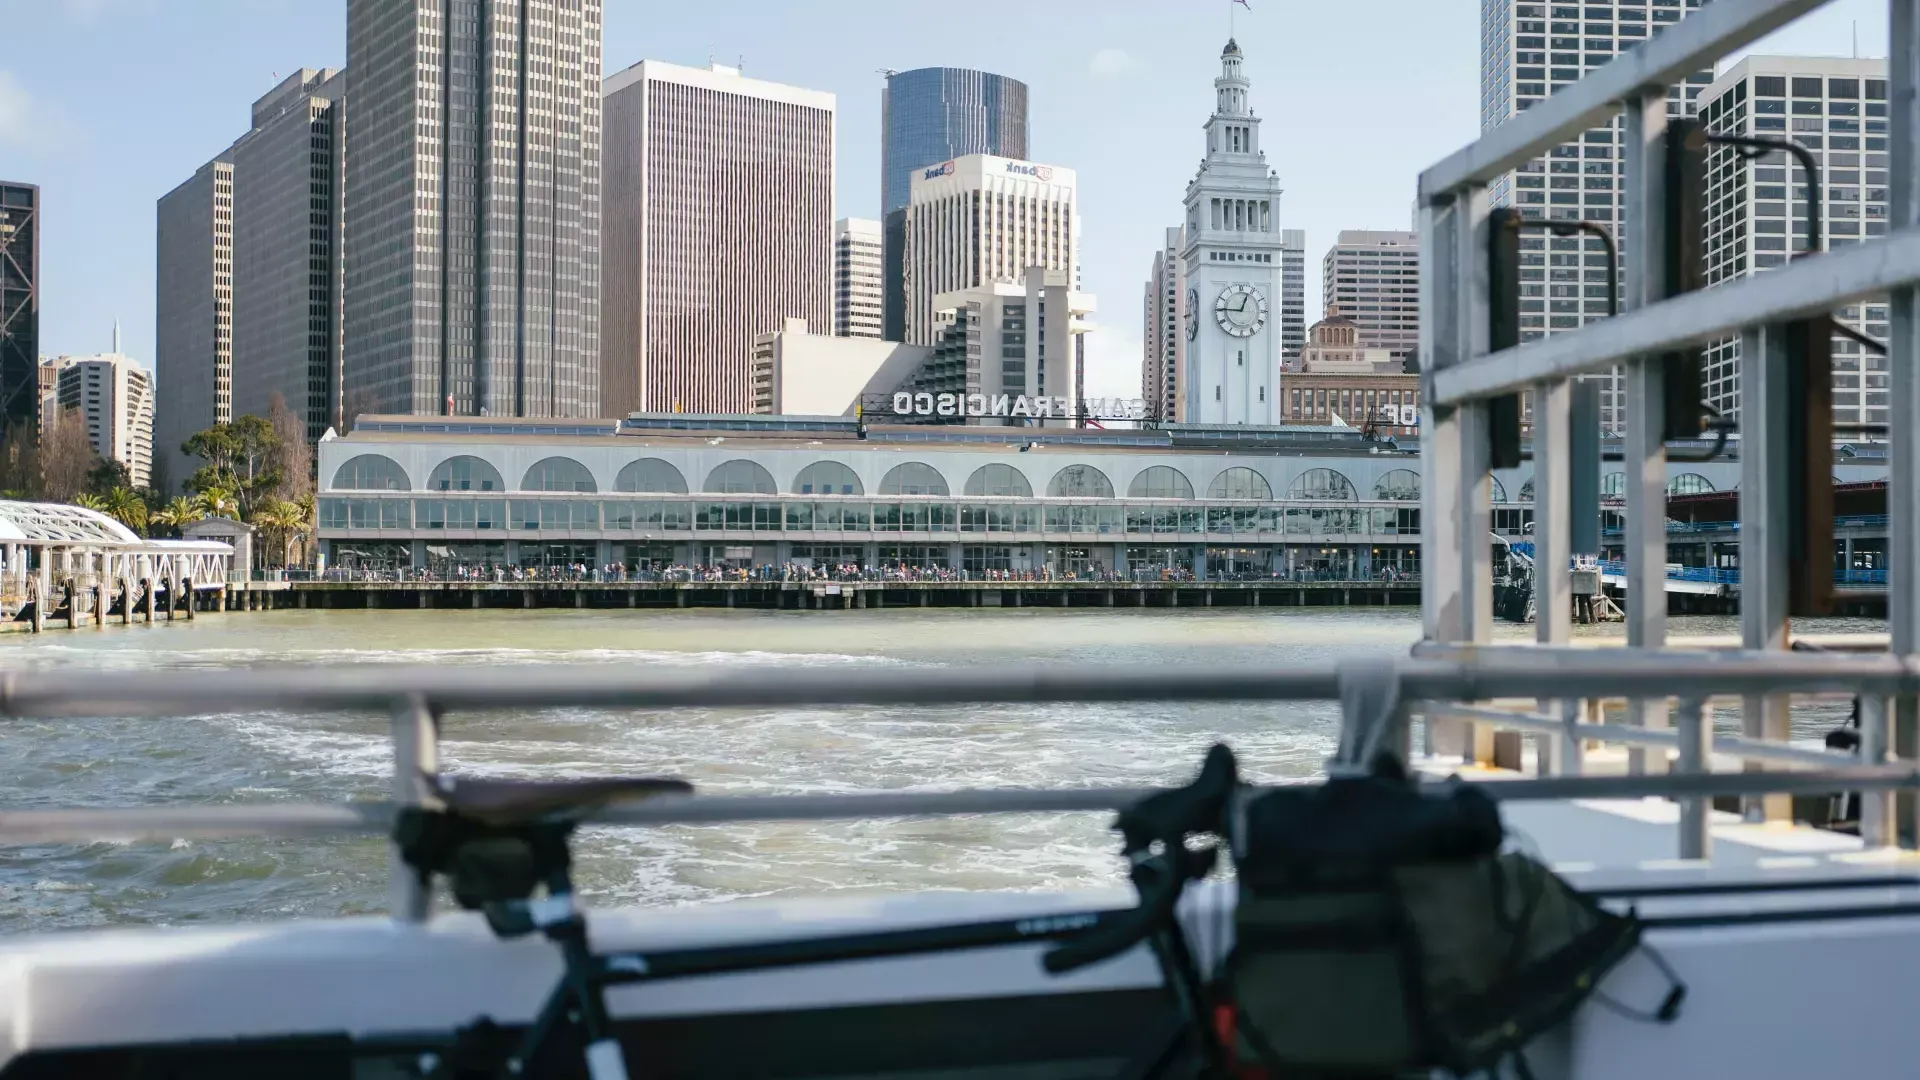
[
  {"xmin": 73, "ymin": 492, "xmax": 108, "ymax": 512},
  {"xmin": 150, "ymin": 496, "xmax": 202, "ymax": 536},
  {"xmin": 196, "ymin": 486, "xmax": 239, "ymax": 521},
  {"xmin": 103, "ymin": 487, "xmax": 148, "ymax": 535}
]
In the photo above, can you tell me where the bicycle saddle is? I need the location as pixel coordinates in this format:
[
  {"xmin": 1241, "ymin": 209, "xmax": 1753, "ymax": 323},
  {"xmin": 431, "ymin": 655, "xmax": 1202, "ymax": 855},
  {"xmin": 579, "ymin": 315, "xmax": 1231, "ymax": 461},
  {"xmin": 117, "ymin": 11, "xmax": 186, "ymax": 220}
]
[{"xmin": 425, "ymin": 773, "xmax": 693, "ymax": 827}]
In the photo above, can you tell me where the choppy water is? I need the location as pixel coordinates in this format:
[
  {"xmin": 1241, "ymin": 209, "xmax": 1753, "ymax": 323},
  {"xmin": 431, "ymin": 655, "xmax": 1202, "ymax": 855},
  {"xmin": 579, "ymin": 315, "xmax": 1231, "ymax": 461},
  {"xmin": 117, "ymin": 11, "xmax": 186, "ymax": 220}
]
[{"xmin": 0, "ymin": 606, "xmax": 1880, "ymax": 932}]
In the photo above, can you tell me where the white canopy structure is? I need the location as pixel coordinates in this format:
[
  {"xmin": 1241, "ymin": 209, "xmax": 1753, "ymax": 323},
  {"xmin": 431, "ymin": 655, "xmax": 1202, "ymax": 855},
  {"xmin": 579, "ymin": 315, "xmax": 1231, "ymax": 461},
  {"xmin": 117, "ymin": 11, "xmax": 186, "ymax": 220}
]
[{"xmin": 0, "ymin": 501, "xmax": 235, "ymax": 613}]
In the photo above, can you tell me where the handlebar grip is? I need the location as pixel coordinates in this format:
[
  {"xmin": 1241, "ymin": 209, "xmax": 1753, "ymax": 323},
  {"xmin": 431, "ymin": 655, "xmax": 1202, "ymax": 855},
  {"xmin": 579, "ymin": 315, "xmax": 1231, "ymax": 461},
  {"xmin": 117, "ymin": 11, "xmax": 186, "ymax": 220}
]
[{"xmin": 1041, "ymin": 869, "xmax": 1180, "ymax": 974}]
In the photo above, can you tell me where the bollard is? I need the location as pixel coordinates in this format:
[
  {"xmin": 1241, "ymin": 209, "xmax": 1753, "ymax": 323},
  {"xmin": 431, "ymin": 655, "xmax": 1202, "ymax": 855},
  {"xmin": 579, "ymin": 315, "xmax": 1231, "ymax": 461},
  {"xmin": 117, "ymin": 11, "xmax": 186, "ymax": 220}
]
[
  {"xmin": 183, "ymin": 579, "xmax": 194, "ymax": 620},
  {"xmin": 63, "ymin": 580, "xmax": 75, "ymax": 629},
  {"xmin": 93, "ymin": 584, "xmax": 104, "ymax": 626},
  {"xmin": 28, "ymin": 580, "xmax": 42, "ymax": 634},
  {"xmin": 141, "ymin": 578, "xmax": 155, "ymax": 622},
  {"xmin": 119, "ymin": 578, "xmax": 131, "ymax": 625}
]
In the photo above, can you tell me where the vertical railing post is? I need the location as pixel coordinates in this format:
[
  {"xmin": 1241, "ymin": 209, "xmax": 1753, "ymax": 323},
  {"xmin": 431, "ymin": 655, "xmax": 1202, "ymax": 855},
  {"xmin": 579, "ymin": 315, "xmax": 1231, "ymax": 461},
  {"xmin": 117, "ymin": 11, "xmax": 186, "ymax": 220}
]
[
  {"xmin": 1623, "ymin": 92, "xmax": 1671, "ymax": 776},
  {"xmin": 1741, "ymin": 322, "xmax": 1794, "ymax": 823},
  {"xmin": 1675, "ymin": 696, "xmax": 1711, "ymax": 860},
  {"xmin": 1860, "ymin": 694, "xmax": 1894, "ymax": 849},
  {"xmin": 1421, "ymin": 190, "xmax": 1466, "ymax": 761},
  {"xmin": 1535, "ymin": 378, "xmax": 1573, "ymax": 773},
  {"xmin": 1457, "ymin": 187, "xmax": 1496, "ymax": 765},
  {"xmin": 389, "ymin": 692, "xmax": 441, "ymax": 922},
  {"xmin": 1888, "ymin": 0, "xmax": 1920, "ymax": 846}
]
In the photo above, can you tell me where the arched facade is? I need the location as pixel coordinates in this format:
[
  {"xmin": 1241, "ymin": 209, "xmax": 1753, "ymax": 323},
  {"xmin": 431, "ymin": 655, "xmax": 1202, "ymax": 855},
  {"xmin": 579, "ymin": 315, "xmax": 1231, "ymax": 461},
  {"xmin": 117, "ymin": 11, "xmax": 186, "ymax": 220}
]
[
  {"xmin": 1049, "ymin": 465, "xmax": 1115, "ymax": 498},
  {"xmin": 1372, "ymin": 469, "xmax": 1420, "ymax": 502},
  {"xmin": 704, "ymin": 460, "xmax": 778, "ymax": 494},
  {"xmin": 615, "ymin": 459, "xmax": 688, "ymax": 493},
  {"xmin": 1668, "ymin": 473, "xmax": 1714, "ymax": 496},
  {"xmin": 793, "ymin": 461, "xmax": 863, "ymax": 496},
  {"xmin": 427, "ymin": 456, "xmax": 505, "ymax": 493},
  {"xmin": 332, "ymin": 454, "xmax": 410, "ymax": 491},
  {"xmin": 1128, "ymin": 466, "xmax": 1194, "ymax": 499},
  {"xmin": 1207, "ymin": 467, "xmax": 1271, "ymax": 501},
  {"xmin": 878, "ymin": 462, "xmax": 949, "ymax": 496},
  {"xmin": 964, "ymin": 464, "xmax": 1032, "ymax": 497},
  {"xmin": 1602, "ymin": 472, "xmax": 1626, "ymax": 497},
  {"xmin": 1288, "ymin": 468, "xmax": 1356, "ymax": 500},
  {"xmin": 521, "ymin": 457, "xmax": 597, "ymax": 492}
]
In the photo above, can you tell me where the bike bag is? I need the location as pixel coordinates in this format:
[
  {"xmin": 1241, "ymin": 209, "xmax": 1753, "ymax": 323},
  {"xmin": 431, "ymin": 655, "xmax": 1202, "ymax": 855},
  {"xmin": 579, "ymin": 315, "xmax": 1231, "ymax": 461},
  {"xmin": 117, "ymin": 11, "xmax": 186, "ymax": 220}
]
[{"xmin": 1223, "ymin": 762, "xmax": 1670, "ymax": 1075}]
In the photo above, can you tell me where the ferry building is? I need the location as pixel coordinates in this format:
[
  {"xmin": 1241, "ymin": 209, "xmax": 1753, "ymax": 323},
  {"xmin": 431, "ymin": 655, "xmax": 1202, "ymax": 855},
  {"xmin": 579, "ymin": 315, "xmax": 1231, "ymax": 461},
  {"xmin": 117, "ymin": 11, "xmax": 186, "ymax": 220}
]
[{"xmin": 310, "ymin": 414, "xmax": 1868, "ymax": 579}]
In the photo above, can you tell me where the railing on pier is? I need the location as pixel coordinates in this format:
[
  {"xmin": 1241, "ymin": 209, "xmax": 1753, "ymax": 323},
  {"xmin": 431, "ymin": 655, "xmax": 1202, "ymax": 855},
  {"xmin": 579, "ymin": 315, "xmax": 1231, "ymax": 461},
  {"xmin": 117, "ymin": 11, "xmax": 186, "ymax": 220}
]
[{"xmin": 1417, "ymin": 0, "xmax": 1920, "ymax": 817}]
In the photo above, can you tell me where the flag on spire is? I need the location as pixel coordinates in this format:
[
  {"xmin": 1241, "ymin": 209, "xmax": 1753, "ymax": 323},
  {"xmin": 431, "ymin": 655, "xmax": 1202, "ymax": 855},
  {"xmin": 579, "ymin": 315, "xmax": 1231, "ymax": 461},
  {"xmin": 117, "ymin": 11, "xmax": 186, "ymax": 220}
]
[{"xmin": 1234, "ymin": 0, "xmax": 1251, "ymax": 8}]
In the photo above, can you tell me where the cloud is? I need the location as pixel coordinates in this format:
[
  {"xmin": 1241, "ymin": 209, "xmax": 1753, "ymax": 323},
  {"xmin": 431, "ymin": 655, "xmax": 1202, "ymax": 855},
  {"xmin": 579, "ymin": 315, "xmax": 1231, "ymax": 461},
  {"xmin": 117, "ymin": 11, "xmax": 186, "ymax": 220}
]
[
  {"xmin": 0, "ymin": 72, "xmax": 32, "ymax": 148},
  {"xmin": 1089, "ymin": 48, "xmax": 1138, "ymax": 78}
]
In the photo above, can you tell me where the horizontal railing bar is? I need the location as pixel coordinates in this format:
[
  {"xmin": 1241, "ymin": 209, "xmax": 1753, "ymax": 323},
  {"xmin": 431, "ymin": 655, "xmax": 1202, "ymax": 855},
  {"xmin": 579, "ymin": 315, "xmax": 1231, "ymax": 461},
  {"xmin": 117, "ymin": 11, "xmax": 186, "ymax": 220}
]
[
  {"xmin": 1430, "ymin": 230, "xmax": 1920, "ymax": 407},
  {"xmin": 0, "ymin": 652, "xmax": 1913, "ymax": 719},
  {"xmin": 2, "ymin": 764, "xmax": 1915, "ymax": 845},
  {"xmin": 1418, "ymin": 0, "xmax": 1825, "ymax": 197},
  {"xmin": 1433, "ymin": 707, "xmax": 1857, "ymax": 768}
]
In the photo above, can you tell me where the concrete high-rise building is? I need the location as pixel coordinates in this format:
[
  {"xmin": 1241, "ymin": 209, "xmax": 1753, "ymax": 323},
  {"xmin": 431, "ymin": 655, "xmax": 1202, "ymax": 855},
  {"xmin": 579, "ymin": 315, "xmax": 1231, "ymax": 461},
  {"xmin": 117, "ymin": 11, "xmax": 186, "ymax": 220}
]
[
  {"xmin": 1701, "ymin": 57, "xmax": 1889, "ymax": 430},
  {"xmin": 0, "ymin": 181, "xmax": 38, "ymax": 443},
  {"xmin": 904, "ymin": 154, "xmax": 1078, "ymax": 347},
  {"xmin": 344, "ymin": 0, "xmax": 602, "ymax": 420},
  {"xmin": 897, "ymin": 267, "xmax": 1095, "ymax": 425},
  {"xmin": 1142, "ymin": 226, "xmax": 1186, "ymax": 423},
  {"xmin": 601, "ymin": 60, "xmax": 833, "ymax": 416},
  {"xmin": 1280, "ymin": 228, "xmax": 1307, "ymax": 365},
  {"xmin": 833, "ymin": 218, "xmax": 884, "ymax": 339},
  {"xmin": 155, "ymin": 157, "xmax": 234, "ymax": 493},
  {"xmin": 1320, "ymin": 229, "xmax": 1419, "ymax": 363},
  {"xmin": 1179, "ymin": 40, "xmax": 1288, "ymax": 427},
  {"xmin": 1480, "ymin": 0, "xmax": 1713, "ymax": 431},
  {"xmin": 880, "ymin": 68, "xmax": 1030, "ymax": 341},
  {"xmin": 50, "ymin": 352, "xmax": 154, "ymax": 488},
  {"xmin": 232, "ymin": 69, "xmax": 345, "ymax": 443}
]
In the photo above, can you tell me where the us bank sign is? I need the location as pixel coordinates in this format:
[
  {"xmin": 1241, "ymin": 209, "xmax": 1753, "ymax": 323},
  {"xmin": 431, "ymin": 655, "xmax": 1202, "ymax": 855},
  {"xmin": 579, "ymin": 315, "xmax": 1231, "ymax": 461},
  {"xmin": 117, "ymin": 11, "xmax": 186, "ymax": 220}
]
[{"xmin": 891, "ymin": 393, "xmax": 1147, "ymax": 421}]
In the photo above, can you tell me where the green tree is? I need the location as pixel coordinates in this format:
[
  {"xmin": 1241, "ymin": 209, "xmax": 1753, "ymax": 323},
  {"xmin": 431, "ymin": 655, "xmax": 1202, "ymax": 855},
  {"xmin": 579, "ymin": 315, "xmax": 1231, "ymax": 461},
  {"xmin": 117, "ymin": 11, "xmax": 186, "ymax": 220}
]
[
  {"xmin": 149, "ymin": 496, "xmax": 201, "ymax": 537},
  {"xmin": 103, "ymin": 487, "xmax": 149, "ymax": 535},
  {"xmin": 182, "ymin": 415, "xmax": 282, "ymax": 516}
]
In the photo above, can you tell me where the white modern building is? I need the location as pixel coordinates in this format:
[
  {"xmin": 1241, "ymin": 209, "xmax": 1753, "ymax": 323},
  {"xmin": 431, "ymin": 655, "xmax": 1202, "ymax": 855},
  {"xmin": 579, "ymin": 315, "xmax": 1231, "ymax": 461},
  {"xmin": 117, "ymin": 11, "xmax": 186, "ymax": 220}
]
[
  {"xmin": 601, "ymin": 61, "xmax": 834, "ymax": 416},
  {"xmin": 1142, "ymin": 226, "xmax": 1186, "ymax": 424},
  {"xmin": 1180, "ymin": 39, "xmax": 1287, "ymax": 426},
  {"xmin": 50, "ymin": 351, "xmax": 154, "ymax": 488},
  {"xmin": 1320, "ymin": 230, "xmax": 1419, "ymax": 363},
  {"xmin": 1700, "ymin": 57, "xmax": 1889, "ymax": 429},
  {"xmin": 896, "ymin": 267, "xmax": 1095, "ymax": 427},
  {"xmin": 1480, "ymin": 0, "xmax": 1713, "ymax": 432},
  {"xmin": 833, "ymin": 218, "xmax": 884, "ymax": 340},
  {"xmin": 903, "ymin": 154, "xmax": 1079, "ymax": 346},
  {"xmin": 752, "ymin": 317, "xmax": 930, "ymax": 416}
]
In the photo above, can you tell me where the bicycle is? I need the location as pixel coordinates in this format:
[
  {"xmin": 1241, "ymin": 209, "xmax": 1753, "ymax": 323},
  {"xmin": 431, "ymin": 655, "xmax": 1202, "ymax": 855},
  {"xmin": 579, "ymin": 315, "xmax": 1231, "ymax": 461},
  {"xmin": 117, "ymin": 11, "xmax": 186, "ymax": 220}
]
[{"xmin": 390, "ymin": 748, "xmax": 1241, "ymax": 1079}]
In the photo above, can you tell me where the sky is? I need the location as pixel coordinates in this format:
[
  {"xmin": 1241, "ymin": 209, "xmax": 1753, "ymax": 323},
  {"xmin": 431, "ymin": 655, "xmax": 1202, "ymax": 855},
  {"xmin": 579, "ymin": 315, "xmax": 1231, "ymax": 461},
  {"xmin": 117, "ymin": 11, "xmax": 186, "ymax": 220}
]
[{"xmin": 0, "ymin": 0, "xmax": 1897, "ymax": 403}]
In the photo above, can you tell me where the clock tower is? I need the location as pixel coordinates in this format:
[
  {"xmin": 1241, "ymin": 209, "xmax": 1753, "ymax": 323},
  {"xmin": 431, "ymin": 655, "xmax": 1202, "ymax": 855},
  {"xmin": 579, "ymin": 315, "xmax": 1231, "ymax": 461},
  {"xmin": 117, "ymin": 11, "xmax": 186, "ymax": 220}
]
[{"xmin": 1180, "ymin": 39, "xmax": 1285, "ymax": 426}]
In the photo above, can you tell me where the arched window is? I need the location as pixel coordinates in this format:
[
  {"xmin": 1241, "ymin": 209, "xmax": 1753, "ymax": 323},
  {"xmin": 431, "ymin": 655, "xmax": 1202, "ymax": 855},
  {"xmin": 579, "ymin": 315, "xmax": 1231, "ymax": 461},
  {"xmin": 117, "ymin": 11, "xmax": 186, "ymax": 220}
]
[
  {"xmin": 1287, "ymin": 468, "xmax": 1356, "ymax": 500},
  {"xmin": 427, "ymin": 455, "xmax": 504, "ymax": 493},
  {"xmin": 1519, "ymin": 479, "xmax": 1534, "ymax": 503},
  {"xmin": 1048, "ymin": 464, "xmax": 1115, "ymax": 498},
  {"xmin": 1490, "ymin": 475, "xmax": 1509, "ymax": 504},
  {"xmin": 1668, "ymin": 473, "xmax": 1715, "ymax": 496},
  {"xmin": 878, "ymin": 462, "xmax": 949, "ymax": 496},
  {"xmin": 704, "ymin": 459, "xmax": 776, "ymax": 494},
  {"xmin": 520, "ymin": 456, "xmax": 596, "ymax": 492},
  {"xmin": 964, "ymin": 464, "xmax": 1032, "ymax": 497},
  {"xmin": 614, "ymin": 458, "xmax": 687, "ymax": 493},
  {"xmin": 331, "ymin": 454, "xmax": 410, "ymax": 491},
  {"xmin": 1372, "ymin": 469, "xmax": 1420, "ymax": 502},
  {"xmin": 1206, "ymin": 467, "xmax": 1271, "ymax": 500},
  {"xmin": 1601, "ymin": 471, "xmax": 1626, "ymax": 497},
  {"xmin": 793, "ymin": 460, "xmax": 863, "ymax": 496},
  {"xmin": 1128, "ymin": 466, "xmax": 1194, "ymax": 499}
]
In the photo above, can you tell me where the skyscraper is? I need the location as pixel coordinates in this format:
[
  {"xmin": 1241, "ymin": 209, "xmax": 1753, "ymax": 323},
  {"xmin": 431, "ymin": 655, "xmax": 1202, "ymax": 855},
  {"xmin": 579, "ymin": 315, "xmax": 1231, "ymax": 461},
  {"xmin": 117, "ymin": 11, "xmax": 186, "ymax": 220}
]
[
  {"xmin": 1321, "ymin": 230, "xmax": 1420, "ymax": 363},
  {"xmin": 601, "ymin": 60, "xmax": 833, "ymax": 416},
  {"xmin": 344, "ymin": 0, "xmax": 602, "ymax": 420},
  {"xmin": 51, "ymin": 353, "xmax": 154, "ymax": 489},
  {"xmin": 1700, "ymin": 57, "xmax": 1889, "ymax": 430},
  {"xmin": 1480, "ymin": 0, "xmax": 1712, "ymax": 431},
  {"xmin": 232, "ymin": 69, "xmax": 345, "ymax": 443},
  {"xmin": 1280, "ymin": 228, "xmax": 1307, "ymax": 366},
  {"xmin": 1180, "ymin": 39, "xmax": 1287, "ymax": 427},
  {"xmin": 833, "ymin": 218, "xmax": 884, "ymax": 339},
  {"xmin": 903, "ymin": 154, "xmax": 1078, "ymax": 347},
  {"xmin": 880, "ymin": 68, "xmax": 1030, "ymax": 341},
  {"xmin": 0, "ymin": 181, "xmax": 38, "ymax": 443},
  {"xmin": 156, "ymin": 158, "xmax": 233, "ymax": 492},
  {"xmin": 1142, "ymin": 226, "xmax": 1186, "ymax": 423}
]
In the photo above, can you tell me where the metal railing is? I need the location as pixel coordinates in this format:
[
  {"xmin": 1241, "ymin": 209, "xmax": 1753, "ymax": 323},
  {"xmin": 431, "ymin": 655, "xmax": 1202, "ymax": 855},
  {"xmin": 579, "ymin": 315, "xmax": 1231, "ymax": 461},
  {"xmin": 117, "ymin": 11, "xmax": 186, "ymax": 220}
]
[
  {"xmin": 2, "ymin": 650, "xmax": 1919, "ymax": 921},
  {"xmin": 1418, "ymin": 0, "xmax": 1920, "ymax": 816}
]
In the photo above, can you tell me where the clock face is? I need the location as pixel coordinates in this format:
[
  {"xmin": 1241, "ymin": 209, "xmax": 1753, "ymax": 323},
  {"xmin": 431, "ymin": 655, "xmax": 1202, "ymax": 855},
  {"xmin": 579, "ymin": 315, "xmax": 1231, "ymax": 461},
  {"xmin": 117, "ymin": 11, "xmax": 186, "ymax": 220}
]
[
  {"xmin": 1185, "ymin": 288, "xmax": 1200, "ymax": 340},
  {"xmin": 1214, "ymin": 283, "xmax": 1268, "ymax": 338}
]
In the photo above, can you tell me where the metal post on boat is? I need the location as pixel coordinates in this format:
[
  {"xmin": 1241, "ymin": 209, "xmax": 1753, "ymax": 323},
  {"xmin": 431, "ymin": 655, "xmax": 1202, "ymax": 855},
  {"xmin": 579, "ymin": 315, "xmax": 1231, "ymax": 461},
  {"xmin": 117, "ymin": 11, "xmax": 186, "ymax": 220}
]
[
  {"xmin": 1675, "ymin": 696, "xmax": 1711, "ymax": 860},
  {"xmin": 388, "ymin": 693, "xmax": 441, "ymax": 922},
  {"xmin": 1740, "ymin": 322, "xmax": 1794, "ymax": 822},
  {"xmin": 1860, "ymin": 694, "xmax": 1894, "ymax": 848},
  {"xmin": 1889, "ymin": 0, "xmax": 1920, "ymax": 847},
  {"xmin": 1622, "ymin": 90, "xmax": 1672, "ymax": 777}
]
